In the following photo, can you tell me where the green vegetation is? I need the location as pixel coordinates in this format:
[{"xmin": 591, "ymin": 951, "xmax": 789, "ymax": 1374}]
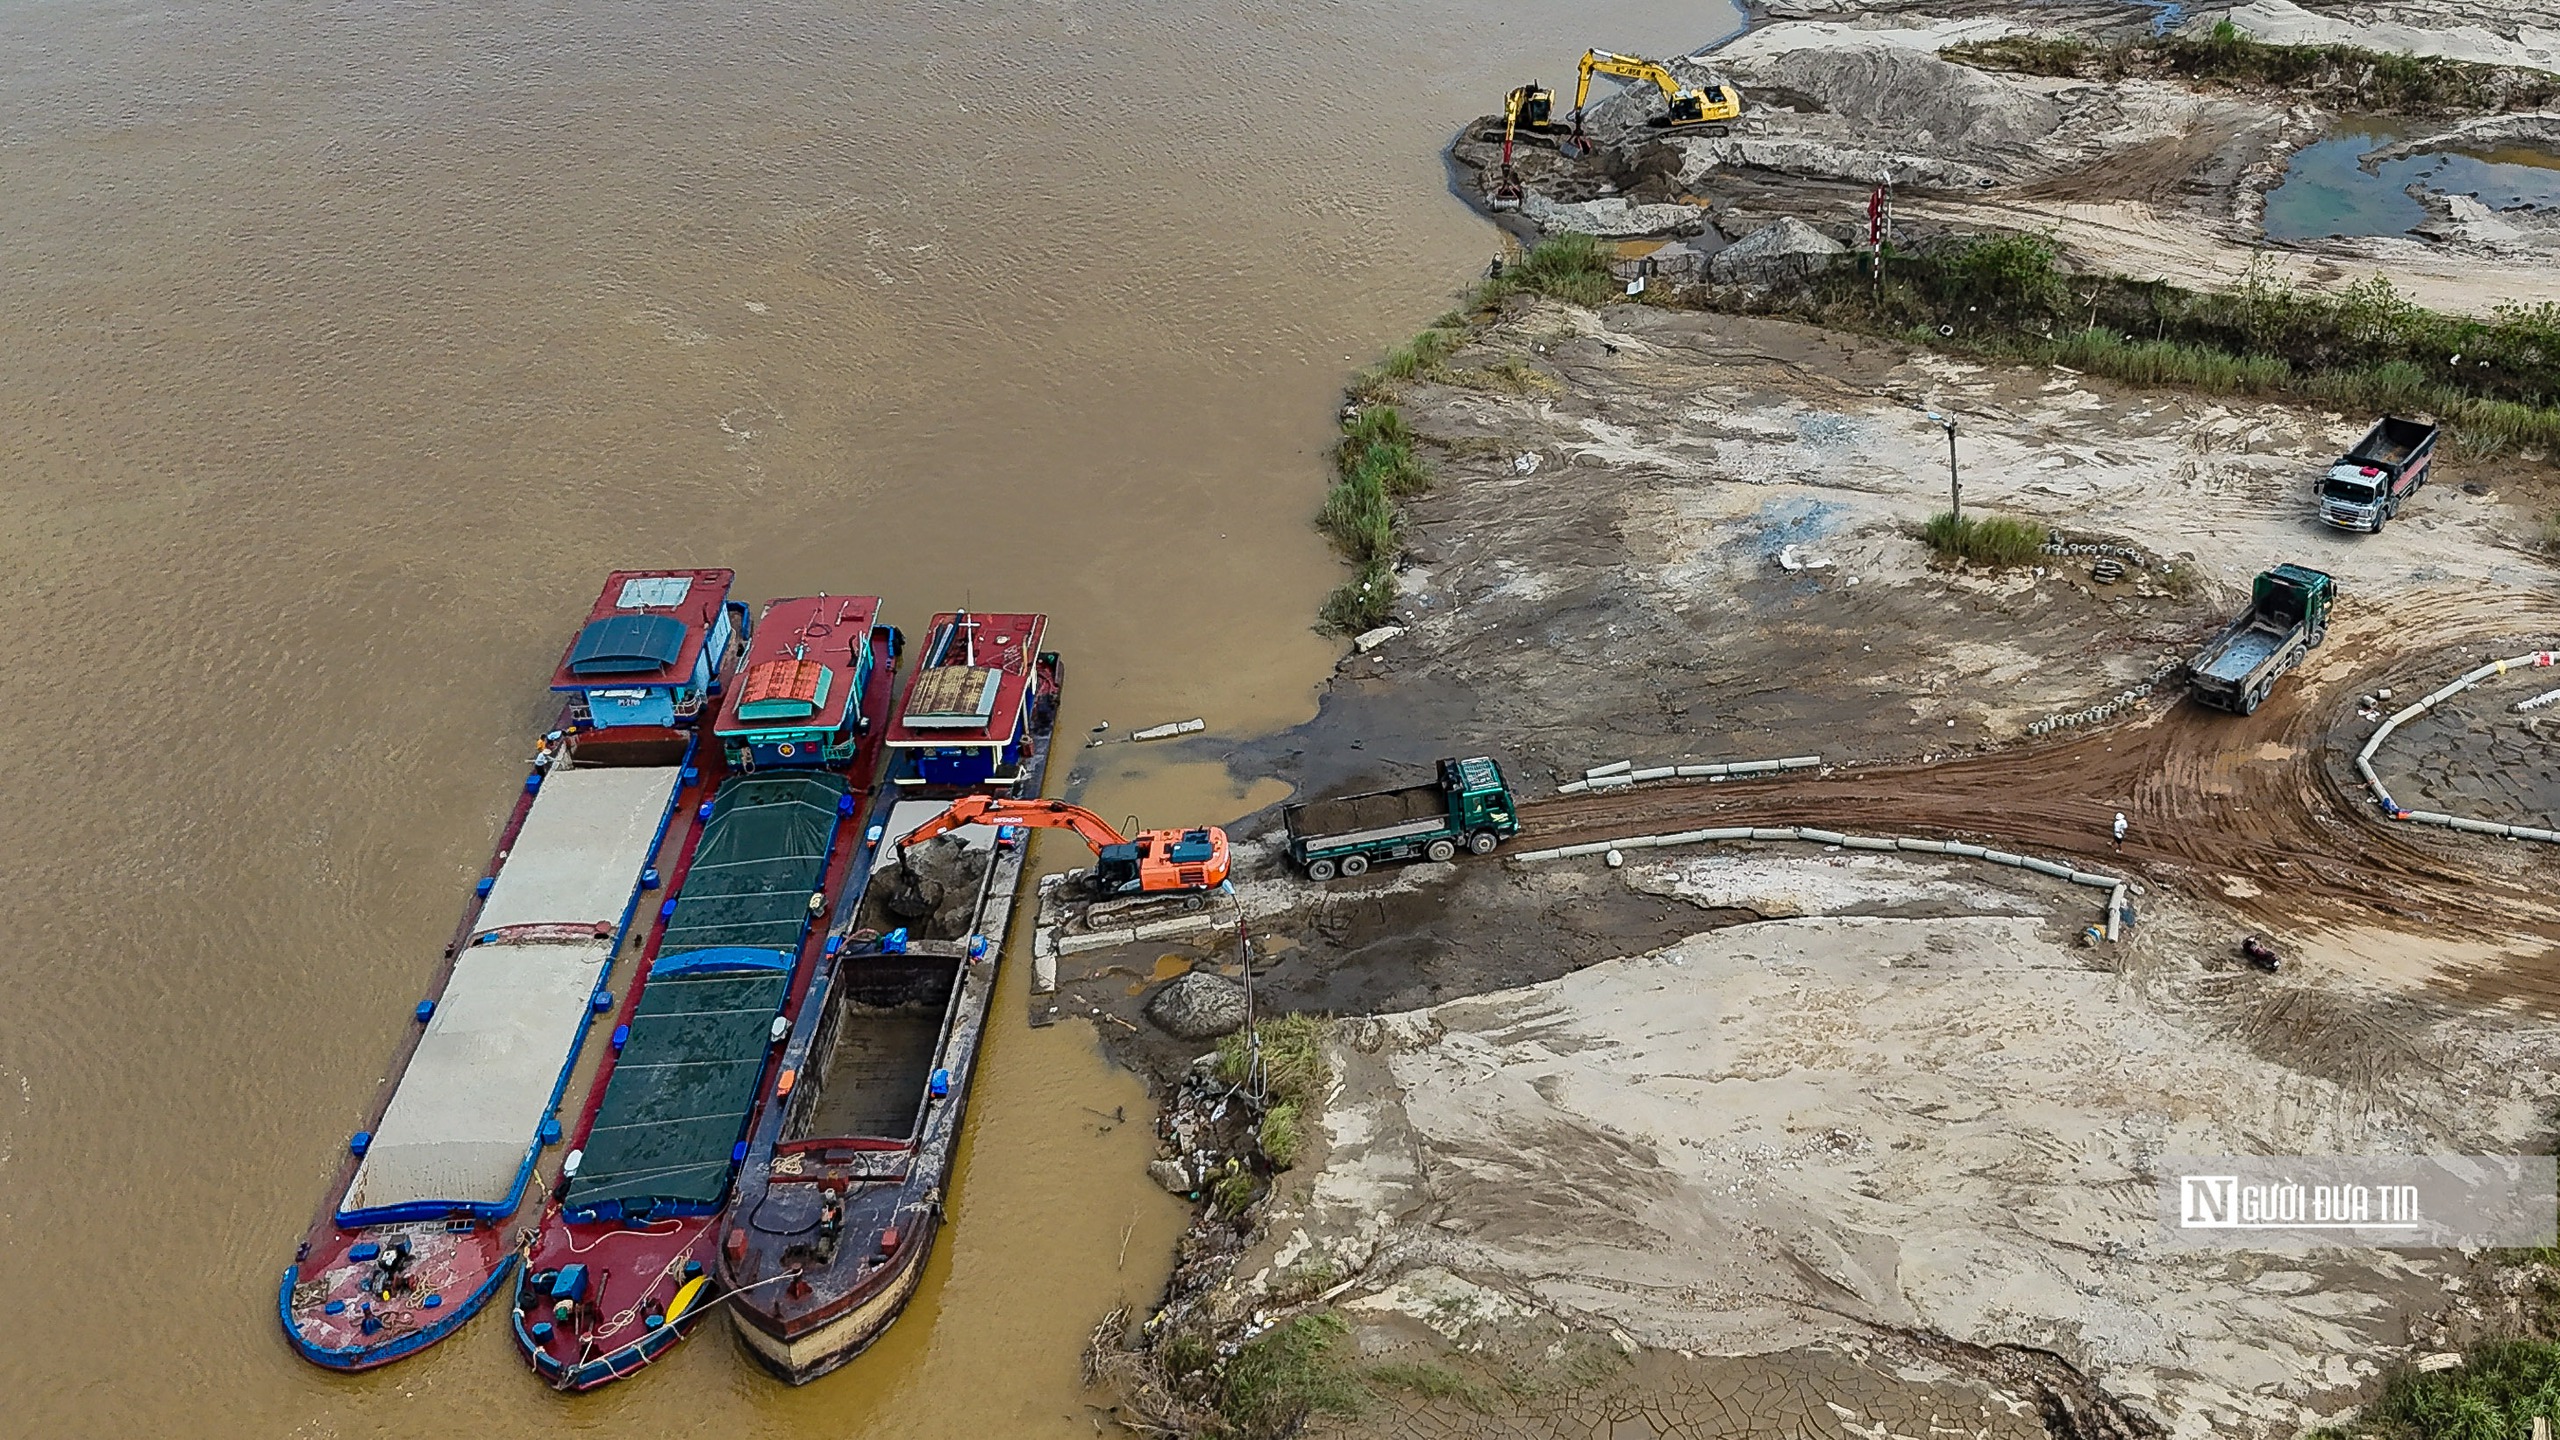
[
  {"xmin": 1318, "ymin": 404, "xmax": 1428, "ymax": 633},
  {"xmin": 1319, "ymin": 558, "xmax": 1395, "ymax": 634},
  {"xmin": 1216, "ymin": 1013, "xmax": 1331, "ymax": 1108},
  {"xmin": 1920, "ymin": 512, "xmax": 2046, "ymax": 567},
  {"xmin": 1210, "ymin": 1164, "xmax": 1257, "ymax": 1218},
  {"xmin": 1160, "ymin": 1329, "xmax": 1218, "ymax": 1379},
  {"xmin": 2313, "ymin": 1340, "xmax": 2560, "ymax": 1439},
  {"xmin": 1214, "ymin": 1014, "xmax": 1331, "ymax": 1180},
  {"xmin": 1366, "ymin": 1359, "xmax": 1497, "ymax": 1411},
  {"xmin": 1475, "ymin": 231, "xmax": 1619, "ymax": 310},
  {"xmin": 1375, "ymin": 325, "xmax": 1458, "ymax": 382},
  {"xmin": 1784, "ymin": 235, "xmax": 2560, "ymax": 458},
  {"xmin": 1257, "ymin": 1100, "xmax": 1303, "ymax": 1169},
  {"xmin": 1947, "ymin": 25, "xmax": 2560, "ymax": 114},
  {"xmin": 1320, "ymin": 233, "xmax": 1624, "ymax": 633},
  {"xmin": 1217, "ymin": 1313, "xmax": 1363, "ymax": 1438}
]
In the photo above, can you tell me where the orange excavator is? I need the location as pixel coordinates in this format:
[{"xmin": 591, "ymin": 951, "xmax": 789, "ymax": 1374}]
[{"xmin": 894, "ymin": 796, "xmax": 1231, "ymax": 898}]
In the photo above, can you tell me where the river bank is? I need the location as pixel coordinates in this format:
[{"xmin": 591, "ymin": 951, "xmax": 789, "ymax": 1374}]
[{"xmin": 1075, "ymin": 5, "xmax": 2560, "ymax": 1435}]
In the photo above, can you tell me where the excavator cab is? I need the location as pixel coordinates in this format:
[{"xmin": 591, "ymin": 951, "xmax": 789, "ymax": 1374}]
[
  {"xmin": 1511, "ymin": 83, "xmax": 1555, "ymax": 132},
  {"xmin": 1093, "ymin": 841, "xmax": 1144, "ymax": 895}
]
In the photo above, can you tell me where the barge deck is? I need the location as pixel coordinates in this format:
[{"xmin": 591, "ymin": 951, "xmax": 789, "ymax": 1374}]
[
  {"xmin": 279, "ymin": 569, "xmax": 744, "ymax": 1371},
  {"xmin": 511, "ymin": 618, "xmax": 898, "ymax": 1392},
  {"xmin": 720, "ymin": 625, "xmax": 1060, "ymax": 1383}
]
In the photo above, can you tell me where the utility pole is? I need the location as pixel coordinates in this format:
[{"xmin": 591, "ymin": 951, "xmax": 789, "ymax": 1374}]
[{"xmin": 1927, "ymin": 411, "xmax": 1961, "ymax": 521}]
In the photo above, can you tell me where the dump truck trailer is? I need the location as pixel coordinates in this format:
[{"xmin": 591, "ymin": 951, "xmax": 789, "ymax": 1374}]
[
  {"xmin": 1285, "ymin": 756, "xmax": 1518, "ymax": 880},
  {"xmin": 2188, "ymin": 565, "xmax": 2335, "ymax": 715},
  {"xmin": 2317, "ymin": 416, "xmax": 2437, "ymax": 532}
]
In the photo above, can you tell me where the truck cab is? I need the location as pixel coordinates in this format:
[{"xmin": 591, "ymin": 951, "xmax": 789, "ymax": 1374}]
[
  {"xmin": 1444, "ymin": 757, "xmax": 1517, "ymax": 839},
  {"xmin": 2317, "ymin": 416, "xmax": 2436, "ymax": 533}
]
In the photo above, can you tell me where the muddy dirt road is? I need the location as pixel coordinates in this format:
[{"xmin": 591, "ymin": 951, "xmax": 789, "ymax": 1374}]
[{"xmin": 1526, "ymin": 597, "xmax": 2560, "ymax": 896}]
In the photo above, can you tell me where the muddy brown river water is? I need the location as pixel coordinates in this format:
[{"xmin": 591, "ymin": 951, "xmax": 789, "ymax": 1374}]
[{"xmin": 0, "ymin": 0, "xmax": 1739, "ymax": 1433}]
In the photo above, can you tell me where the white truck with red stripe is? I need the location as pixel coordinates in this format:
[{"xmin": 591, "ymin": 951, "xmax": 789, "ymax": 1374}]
[{"xmin": 2317, "ymin": 416, "xmax": 2438, "ymax": 533}]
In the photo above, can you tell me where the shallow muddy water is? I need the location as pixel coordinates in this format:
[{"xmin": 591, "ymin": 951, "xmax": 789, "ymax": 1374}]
[
  {"xmin": 2263, "ymin": 121, "xmax": 2560, "ymax": 241},
  {"xmin": 0, "ymin": 0, "xmax": 1735, "ymax": 1433}
]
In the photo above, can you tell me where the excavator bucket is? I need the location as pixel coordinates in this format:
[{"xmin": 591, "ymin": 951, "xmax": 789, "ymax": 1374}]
[
  {"xmin": 882, "ymin": 853, "xmax": 944, "ymax": 921},
  {"xmin": 1489, "ymin": 166, "xmax": 1524, "ymax": 212}
]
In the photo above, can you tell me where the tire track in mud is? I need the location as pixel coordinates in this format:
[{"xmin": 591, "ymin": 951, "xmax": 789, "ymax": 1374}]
[{"xmin": 1521, "ymin": 599, "xmax": 2560, "ymax": 943}]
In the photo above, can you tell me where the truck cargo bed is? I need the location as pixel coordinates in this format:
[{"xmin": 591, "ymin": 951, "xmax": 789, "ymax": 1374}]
[
  {"xmin": 1286, "ymin": 786, "xmax": 1446, "ymax": 847},
  {"xmin": 2199, "ymin": 624, "xmax": 2287, "ymax": 684}
]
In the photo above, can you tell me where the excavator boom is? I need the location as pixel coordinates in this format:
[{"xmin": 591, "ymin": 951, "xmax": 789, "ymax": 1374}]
[
  {"xmin": 1567, "ymin": 47, "xmax": 1742, "ymax": 140},
  {"xmin": 898, "ymin": 795, "xmax": 1127, "ymax": 856},
  {"xmin": 894, "ymin": 795, "xmax": 1232, "ymax": 897}
]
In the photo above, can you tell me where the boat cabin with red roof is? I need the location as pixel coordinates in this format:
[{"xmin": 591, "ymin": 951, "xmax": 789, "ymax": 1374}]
[
  {"xmin": 714, "ymin": 595, "xmax": 887, "ymax": 769},
  {"xmin": 550, "ymin": 569, "xmax": 743, "ymax": 731},
  {"xmin": 884, "ymin": 612, "xmax": 1057, "ymax": 790}
]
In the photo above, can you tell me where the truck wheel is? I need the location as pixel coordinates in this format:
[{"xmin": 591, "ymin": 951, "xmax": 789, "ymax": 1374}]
[
  {"xmin": 1424, "ymin": 838, "xmax": 1458, "ymax": 863},
  {"xmin": 1339, "ymin": 854, "xmax": 1370, "ymax": 877},
  {"xmin": 2241, "ymin": 686, "xmax": 2263, "ymax": 716},
  {"xmin": 2307, "ymin": 623, "xmax": 2327, "ymax": 649},
  {"xmin": 1467, "ymin": 830, "xmax": 1500, "ymax": 856},
  {"xmin": 1305, "ymin": 858, "xmax": 1337, "ymax": 881}
]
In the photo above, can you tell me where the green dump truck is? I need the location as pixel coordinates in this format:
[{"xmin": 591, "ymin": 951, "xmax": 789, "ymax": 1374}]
[
  {"xmin": 1285, "ymin": 756, "xmax": 1518, "ymax": 880},
  {"xmin": 2188, "ymin": 565, "xmax": 2335, "ymax": 715}
]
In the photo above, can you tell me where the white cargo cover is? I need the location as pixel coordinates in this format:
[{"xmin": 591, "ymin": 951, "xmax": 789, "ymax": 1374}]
[
  {"xmin": 473, "ymin": 765, "xmax": 680, "ymax": 934},
  {"xmin": 339, "ymin": 939, "xmax": 610, "ymax": 1218}
]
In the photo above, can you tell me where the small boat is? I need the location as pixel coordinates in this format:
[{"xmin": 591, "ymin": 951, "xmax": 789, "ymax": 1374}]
[
  {"xmin": 509, "ymin": 596, "xmax": 900, "ymax": 1391},
  {"xmin": 720, "ymin": 612, "xmax": 1061, "ymax": 1382},
  {"xmin": 278, "ymin": 569, "xmax": 748, "ymax": 1371}
]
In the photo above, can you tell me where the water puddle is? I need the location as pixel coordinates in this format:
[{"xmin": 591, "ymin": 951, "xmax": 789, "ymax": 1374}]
[{"xmin": 2263, "ymin": 121, "xmax": 2560, "ymax": 242}]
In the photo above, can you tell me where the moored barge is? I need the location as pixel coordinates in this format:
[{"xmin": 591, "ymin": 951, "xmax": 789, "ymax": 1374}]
[
  {"xmin": 509, "ymin": 595, "xmax": 899, "ymax": 1391},
  {"xmin": 719, "ymin": 611, "xmax": 1060, "ymax": 1382},
  {"xmin": 279, "ymin": 569, "xmax": 747, "ymax": 1370}
]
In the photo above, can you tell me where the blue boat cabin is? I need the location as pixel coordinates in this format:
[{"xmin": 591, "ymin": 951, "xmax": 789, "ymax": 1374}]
[
  {"xmin": 884, "ymin": 612, "xmax": 1055, "ymax": 790},
  {"xmin": 550, "ymin": 569, "xmax": 742, "ymax": 731}
]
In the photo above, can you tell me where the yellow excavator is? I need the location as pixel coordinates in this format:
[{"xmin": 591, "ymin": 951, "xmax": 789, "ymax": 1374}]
[
  {"xmin": 1489, "ymin": 82, "xmax": 1560, "ymax": 211},
  {"xmin": 1566, "ymin": 49, "xmax": 1744, "ymax": 150}
]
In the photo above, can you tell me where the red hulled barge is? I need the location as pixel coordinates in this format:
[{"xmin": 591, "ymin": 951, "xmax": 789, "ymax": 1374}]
[
  {"xmin": 509, "ymin": 594, "xmax": 901, "ymax": 1391},
  {"xmin": 719, "ymin": 611, "xmax": 1060, "ymax": 1382},
  {"xmin": 279, "ymin": 570, "xmax": 747, "ymax": 1370}
]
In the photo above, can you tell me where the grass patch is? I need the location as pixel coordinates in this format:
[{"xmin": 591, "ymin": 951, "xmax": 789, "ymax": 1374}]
[
  {"xmin": 1316, "ymin": 466, "xmax": 1396, "ymax": 563},
  {"xmin": 1319, "ymin": 559, "xmax": 1395, "ymax": 634},
  {"xmin": 2051, "ymin": 326, "xmax": 2291, "ymax": 392},
  {"xmin": 1216, "ymin": 1014, "xmax": 1331, "ymax": 1110},
  {"xmin": 1758, "ymin": 234, "xmax": 2560, "ymax": 459},
  {"xmin": 1315, "ymin": 405, "xmax": 1427, "ymax": 634},
  {"xmin": 1476, "ymin": 232, "xmax": 1620, "ymax": 310},
  {"xmin": 1920, "ymin": 512, "xmax": 2045, "ymax": 567},
  {"xmin": 1443, "ymin": 355, "xmax": 1565, "ymax": 396},
  {"xmin": 2314, "ymin": 1339, "xmax": 2560, "ymax": 1439},
  {"xmin": 1218, "ymin": 1313, "xmax": 1363, "ymax": 1439},
  {"xmin": 1336, "ymin": 405, "xmax": 1412, "ymax": 467},
  {"xmin": 1210, "ymin": 1163, "xmax": 1256, "ymax": 1218},
  {"xmin": 1257, "ymin": 1100, "xmax": 1303, "ymax": 1169},
  {"xmin": 1374, "ymin": 325, "xmax": 1459, "ymax": 383},
  {"xmin": 1366, "ymin": 1360, "xmax": 1497, "ymax": 1411},
  {"xmin": 1217, "ymin": 1016, "xmax": 1331, "ymax": 1182},
  {"xmin": 1947, "ymin": 25, "xmax": 2560, "ymax": 114}
]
